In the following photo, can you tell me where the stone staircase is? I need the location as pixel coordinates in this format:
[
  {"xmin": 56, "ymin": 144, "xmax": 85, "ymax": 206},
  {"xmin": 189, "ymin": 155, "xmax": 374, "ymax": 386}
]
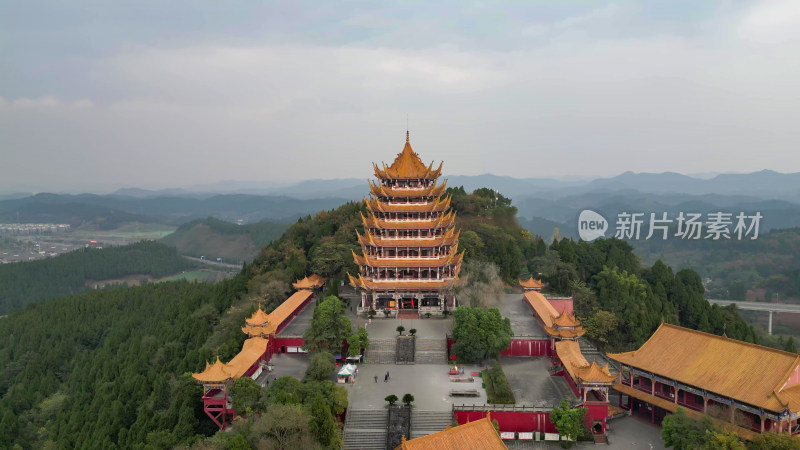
[
  {"xmin": 409, "ymin": 410, "xmax": 453, "ymax": 439},
  {"xmin": 366, "ymin": 338, "xmax": 397, "ymax": 364},
  {"xmin": 414, "ymin": 339, "xmax": 447, "ymax": 364},
  {"xmin": 397, "ymin": 309, "xmax": 419, "ymax": 319},
  {"xmin": 343, "ymin": 409, "xmax": 388, "ymax": 450}
]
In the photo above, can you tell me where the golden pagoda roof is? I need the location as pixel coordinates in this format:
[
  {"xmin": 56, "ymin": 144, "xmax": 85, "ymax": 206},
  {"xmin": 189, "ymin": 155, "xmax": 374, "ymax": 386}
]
[
  {"xmin": 192, "ymin": 356, "xmax": 237, "ymax": 383},
  {"xmin": 362, "ymin": 211, "xmax": 456, "ymax": 230},
  {"xmin": 369, "ymin": 179, "xmax": 448, "ymax": 199},
  {"xmin": 246, "ymin": 305, "xmax": 270, "ymax": 326},
  {"xmin": 348, "ymin": 273, "xmax": 458, "ymax": 291},
  {"xmin": 609, "ymin": 323, "xmax": 800, "ymax": 414},
  {"xmin": 293, "ymin": 274, "xmax": 326, "ymax": 290},
  {"xmin": 519, "ymin": 277, "xmax": 544, "ymax": 290},
  {"xmin": 353, "ymin": 248, "xmax": 463, "ymax": 268},
  {"xmin": 366, "ymin": 195, "xmax": 451, "ymax": 214},
  {"xmin": 373, "ymin": 133, "xmax": 443, "ymax": 180},
  {"xmin": 358, "ymin": 229, "xmax": 459, "ymax": 249},
  {"xmin": 397, "ymin": 413, "xmax": 506, "ymax": 450},
  {"xmin": 552, "ymin": 311, "xmax": 581, "ymax": 328},
  {"xmin": 543, "ymin": 325, "xmax": 586, "ymax": 339},
  {"xmin": 555, "ymin": 340, "xmax": 616, "ymax": 385}
]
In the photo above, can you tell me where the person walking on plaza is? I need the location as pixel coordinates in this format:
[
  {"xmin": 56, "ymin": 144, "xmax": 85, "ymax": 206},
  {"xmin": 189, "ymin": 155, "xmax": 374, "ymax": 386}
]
[{"xmin": 374, "ymin": 375, "xmax": 378, "ymax": 383}]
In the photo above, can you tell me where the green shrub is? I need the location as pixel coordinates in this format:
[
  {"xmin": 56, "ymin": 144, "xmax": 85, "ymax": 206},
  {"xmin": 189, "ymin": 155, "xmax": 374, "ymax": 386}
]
[{"xmin": 483, "ymin": 360, "xmax": 515, "ymax": 404}]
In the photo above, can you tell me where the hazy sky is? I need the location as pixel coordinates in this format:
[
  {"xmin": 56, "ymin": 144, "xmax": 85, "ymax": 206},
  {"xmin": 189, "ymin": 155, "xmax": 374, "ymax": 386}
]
[{"xmin": 2, "ymin": 1, "xmax": 799, "ymax": 191}]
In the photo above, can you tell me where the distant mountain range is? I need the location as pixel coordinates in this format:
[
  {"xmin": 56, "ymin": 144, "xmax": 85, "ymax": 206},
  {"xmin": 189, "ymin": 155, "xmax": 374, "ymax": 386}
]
[
  {"xmin": 3, "ymin": 170, "xmax": 800, "ymax": 234},
  {"xmin": 101, "ymin": 169, "xmax": 800, "ymax": 201}
]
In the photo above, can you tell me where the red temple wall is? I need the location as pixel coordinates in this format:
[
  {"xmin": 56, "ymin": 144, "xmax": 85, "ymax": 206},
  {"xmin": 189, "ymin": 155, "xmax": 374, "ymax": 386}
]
[
  {"xmin": 454, "ymin": 411, "xmax": 557, "ymax": 434},
  {"xmin": 500, "ymin": 339, "xmax": 551, "ymax": 357},
  {"xmin": 271, "ymin": 337, "xmax": 306, "ymax": 354}
]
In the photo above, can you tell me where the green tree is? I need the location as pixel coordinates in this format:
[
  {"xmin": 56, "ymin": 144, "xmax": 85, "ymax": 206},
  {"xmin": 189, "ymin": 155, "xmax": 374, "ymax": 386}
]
[
  {"xmin": 243, "ymin": 404, "xmax": 320, "ymax": 450},
  {"xmin": 702, "ymin": 431, "xmax": 745, "ymax": 450},
  {"xmin": 230, "ymin": 377, "xmax": 262, "ymax": 414},
  {"xmin": 228, "ymin": 434, "xmax": 252, "ymax": 450},
  {"xmin": 661, "ymin": 407, "xmax": 713, "ymax": 450},
  {"xmin": 785, "ymin": 336, "xmax": 797, "ymax": 353},
  {"xmin": 303, "ymin": 296, "xmax": 352, "ymax": 353},
  {"xmin": 748, "ymin": 431, "xmax": 800, "ymax": 449},
  {"xmin": 396, "ymin": 325, "xmax": 405, "ymax": 335},
  {"xmin": 402, "ymin": 393, "xmax": 415, "ymax": 406},
  {"xmin": 549, "ymin": 399, "xmax": 586, "ymax": 448},
  {"xmin": 385, "ymin": 394, "xmax": 398, "ymax": 406},
  {"xmin": 305, "ymin": 351, "xmax": 336, "ymax": 382},
  {"xmin": 263, "ymin": 376, "xmax": 303, "ymax": 405},
  {"xmin": 309, "ymin": 394, "xmax": 340, "ymax": 448},
  {"xmin": 310, "ymin": 239, "xmax": 355, "ymax": 279},
  {"xmin": 583, "ymin": 310, "xmax": 618, "ymax": 348},
  {"xmin": 451, "ymin": 307, "xmax": 512, "ymax": 363}
]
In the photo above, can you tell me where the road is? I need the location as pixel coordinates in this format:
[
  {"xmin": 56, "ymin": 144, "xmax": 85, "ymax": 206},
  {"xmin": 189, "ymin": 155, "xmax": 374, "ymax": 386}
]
[
  {"xmin": 707, "ymin": 299, "xmax": 800, "ymax": 313},
  {"xmin": 184, "ymin": 256, "xmax": 242, "ymax": 271}
]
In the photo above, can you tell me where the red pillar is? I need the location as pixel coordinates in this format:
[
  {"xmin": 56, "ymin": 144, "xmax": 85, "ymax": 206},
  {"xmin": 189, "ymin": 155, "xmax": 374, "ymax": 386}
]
[{"xmin": 761, "ymin": 415, "xmax": 765, "ymax": 433}]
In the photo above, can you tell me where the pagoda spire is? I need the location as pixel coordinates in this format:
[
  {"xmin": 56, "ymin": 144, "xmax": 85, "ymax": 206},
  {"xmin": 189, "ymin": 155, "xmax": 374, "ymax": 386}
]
[{"xmin": 406, "ymin": 129, "xmax": 410, "ymax": 144}]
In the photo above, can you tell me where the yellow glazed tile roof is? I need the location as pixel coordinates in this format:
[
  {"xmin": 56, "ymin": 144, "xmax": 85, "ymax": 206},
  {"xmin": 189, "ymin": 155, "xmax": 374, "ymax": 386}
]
[
  {"xmin": 519, "ymin": 277, "xmax": 544, "ymax": 289},
  {"xmin": 374, "ymin": 133, "xmax": 443, "ymax": 180},
  {"xmin": 608, "ymin": 323, "xmax": 800, "ymax": 413},
  {"xmin": 192, "ymin": 356, "xmax": 237, "ymax": 383},
  {"xmin": 523, "ymin": 291, "xmax": 558, "ymax": 328},
  {"xmin": 398, "ymin": 415, "xmax": 506, "ymax": 450},
  {"xmin": 555, "ymin": 340, "xmax": 616, "ymax": 384},
  {"xmin": 292, "ymin": 274, "xmax": 326, "ymax": 290}
]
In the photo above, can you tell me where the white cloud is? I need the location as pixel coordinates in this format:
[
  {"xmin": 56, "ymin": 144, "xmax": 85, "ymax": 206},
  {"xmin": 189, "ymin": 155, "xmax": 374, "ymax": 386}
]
[{"xmin": 739, "ymin": 0, "xmax": 800, "ymax": 43}]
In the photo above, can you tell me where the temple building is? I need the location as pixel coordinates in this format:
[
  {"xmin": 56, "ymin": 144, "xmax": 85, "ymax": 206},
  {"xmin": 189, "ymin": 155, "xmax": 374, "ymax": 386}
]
[
  {"xmin": 524, "ymin": 291, "xmax": 585, "ymax": 341},
  {"xmin": 191, "ymin": 283, "xmax": 316, "ymax": 430},
  {"xmin": 519, "ymin": 276, "xmax": 544, "ymax": 291},
  {"xmin": 349, "ymin": 132, "xmax": 463, "ymax": 318},
  {"xmin": 610, "ymin": 323, "xmax": 800, "ymax": 439}
]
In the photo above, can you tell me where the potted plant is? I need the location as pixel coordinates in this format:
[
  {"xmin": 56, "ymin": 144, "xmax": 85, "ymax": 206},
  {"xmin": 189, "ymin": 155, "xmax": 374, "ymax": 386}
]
[
  {"xmin": 368, "ymin": 309, "xmax": 376, "ymax": 319},
  {"xmin": 409, "ymin": 328, "xmax": 417, "ymax": 336},
  {"xmin": 396, "ymin": 325, "xmax": 405, "ymax": 336},
  {"xmin": 383, "ymin": 309, "xmax": 391, "ymax": 318},
  {"xmin": 402, "ymin": 393, "xmax": 415, "ymax": 407},
  {"xmin": 385, "ymin": 394, "xmax": 398, "ymax": 406}
]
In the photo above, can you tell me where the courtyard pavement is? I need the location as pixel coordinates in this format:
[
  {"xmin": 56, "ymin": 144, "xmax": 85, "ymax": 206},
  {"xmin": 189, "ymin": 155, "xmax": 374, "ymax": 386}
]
[
  {"xmin": 500, "ymin": 357, "xmax": 575, "ymax": 407},
  {"xmin": 497, "ymin": 293, "xmax": 547, "ymax": 336},
  {"xmin": 276, "ymin": 299, "xmax": 315, "ymax": 337},
  {"xmin": 261, "ymin": 353, "xmax": 309, "ymax": 385},
  {"xmin": 345, "ymin": 363, "xmax": 489, "ymax": 411}
]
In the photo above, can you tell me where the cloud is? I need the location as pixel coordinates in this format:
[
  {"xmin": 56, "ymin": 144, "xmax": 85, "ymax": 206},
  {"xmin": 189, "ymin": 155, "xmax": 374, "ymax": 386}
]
[
  {"xmin": 2, "ymin": 2, "xmax": 800, "ymax": 191},
  {"xmin": 739, "ymin": 0, "xmax": 800, "ymax": 43},
  {"xmin": 0, "ymin": 95, "xmax": 95, "ymax": 109}
]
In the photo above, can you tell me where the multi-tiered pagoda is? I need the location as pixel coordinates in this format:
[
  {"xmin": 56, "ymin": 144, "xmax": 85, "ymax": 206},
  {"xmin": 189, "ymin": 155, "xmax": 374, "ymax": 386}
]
[{"xmin": 348, "ymin": 132, "xmax": 463, "ymax": 318}]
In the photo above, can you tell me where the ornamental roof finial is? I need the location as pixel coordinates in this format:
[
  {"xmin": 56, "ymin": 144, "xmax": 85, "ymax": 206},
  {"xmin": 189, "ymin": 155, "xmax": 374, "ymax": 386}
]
[{"xmin": 406, "ymin": 129, "xmax": 410, "ymax": 144}]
